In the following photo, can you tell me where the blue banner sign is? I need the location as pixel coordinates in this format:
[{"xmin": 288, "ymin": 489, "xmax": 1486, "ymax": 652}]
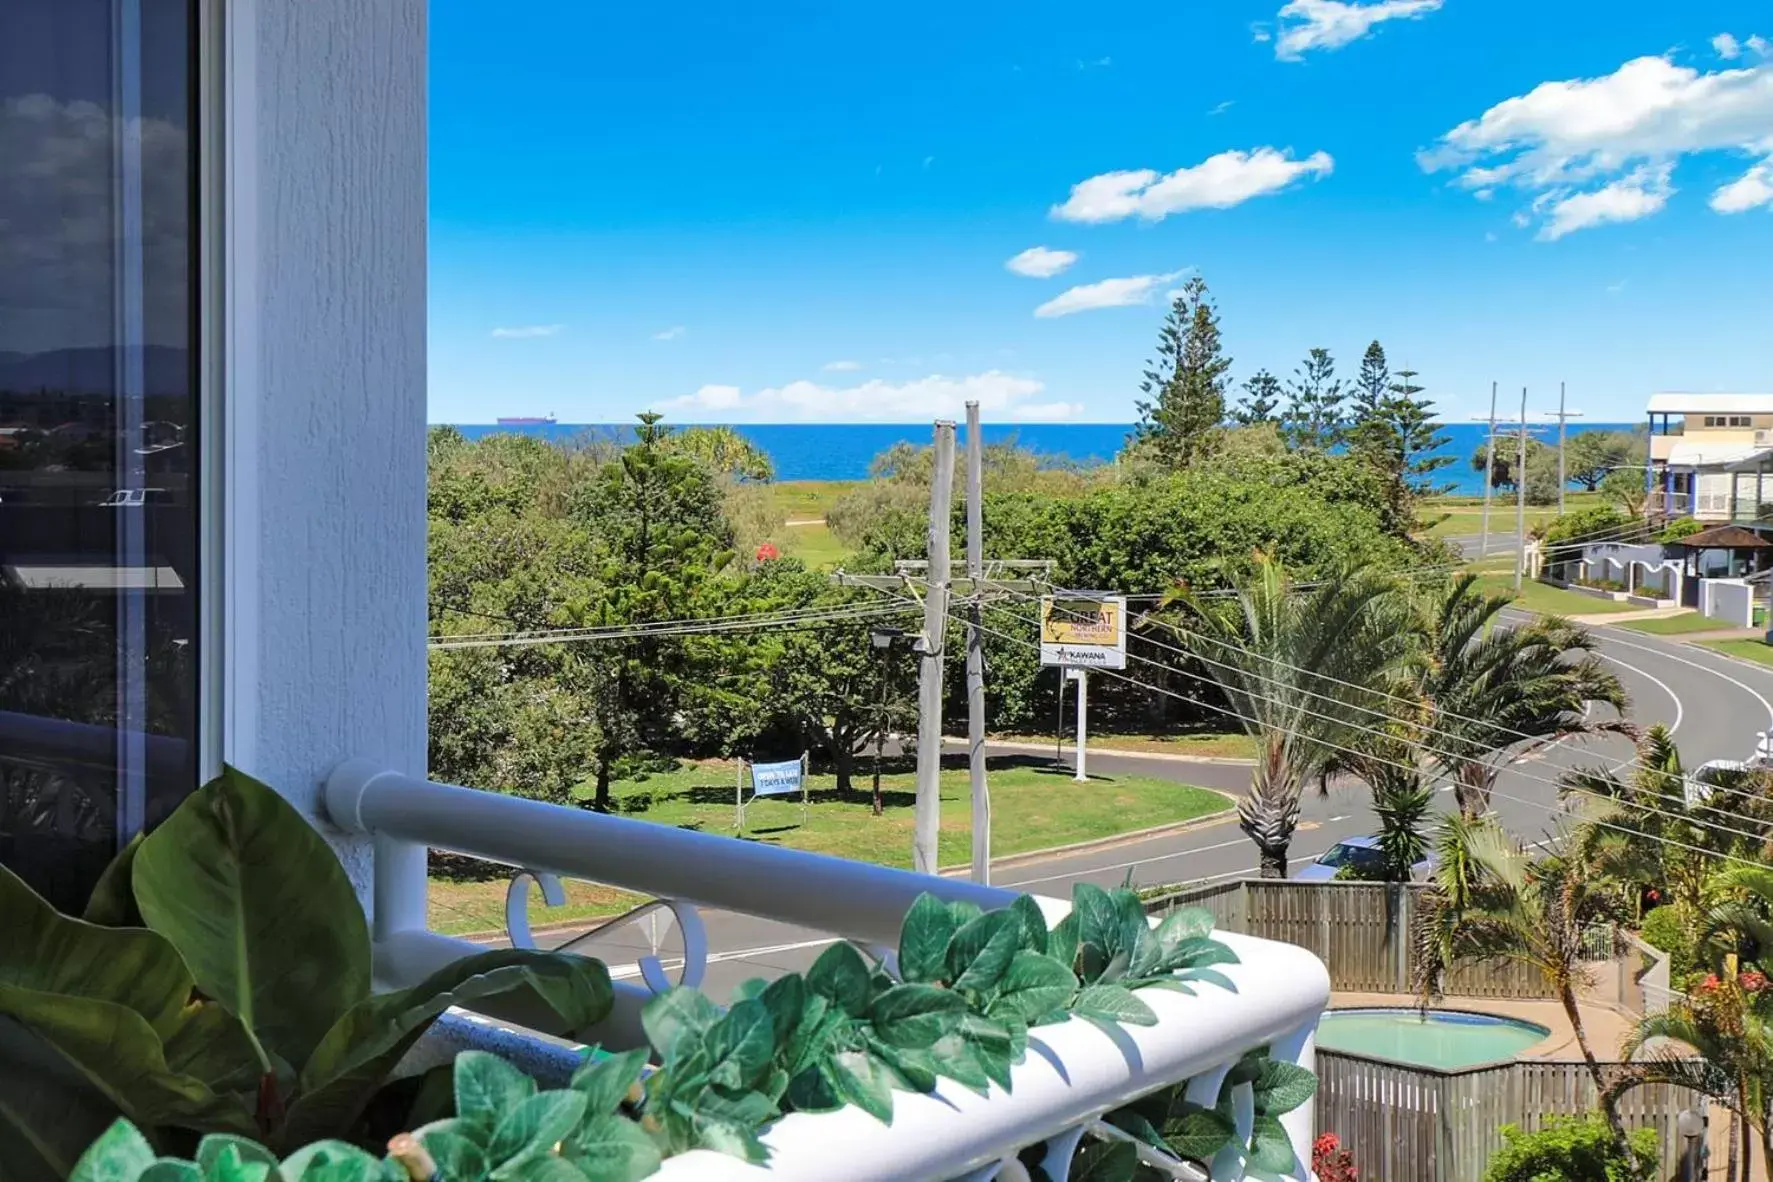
[{"xmin": 750, "ymin": 760, "xmax": 804, "ymax": 797}]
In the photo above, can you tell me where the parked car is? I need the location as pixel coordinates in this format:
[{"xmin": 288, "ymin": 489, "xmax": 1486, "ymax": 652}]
[
  {"xmin": 1294, "ymin": 835, "xmax": 1431, "ymax": 882},
  {"xmin": 99, "ymin": 488, "xmax": 170, "ymax": 507}
]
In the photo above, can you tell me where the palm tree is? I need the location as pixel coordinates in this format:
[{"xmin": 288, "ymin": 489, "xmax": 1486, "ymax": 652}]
[
  {"xmin": 1160, "ymin": 555, "xmax": 1414, "ymax": 877},
  {"xmin": 1414, "ymin": 816, "xmax": 1628, "ymax": 1144},
  {"xmin": 1561, "ymin": 726, "xmax": 1773, "ymax": 925},
  {"xmin": 1415, "ymin": 573, "xmax": 1629, "ymax": 817},
  {"xmin": 1612, "ymin": 991, "xmax": 1772, "ymax": 1182}
]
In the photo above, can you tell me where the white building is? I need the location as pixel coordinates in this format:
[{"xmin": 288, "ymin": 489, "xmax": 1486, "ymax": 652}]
[{"xmin": 1647, "ymin": 393, "xmax": 1773, "ymax": 523}]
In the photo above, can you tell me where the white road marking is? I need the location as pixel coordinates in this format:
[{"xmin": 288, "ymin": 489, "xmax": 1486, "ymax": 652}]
[
  {"xmin": 1002, "ymin": 833, "xmax": 1263, "ymax": 889},
  {"xmin": 1600, "ymin": 632, "xmax": 1773, "ymax": 729},
  {"xmin": 1592, "ymin": 650, "xmax": 1684, "ymax": 734}
]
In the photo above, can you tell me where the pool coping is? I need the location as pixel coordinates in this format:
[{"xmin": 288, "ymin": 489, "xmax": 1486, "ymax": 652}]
[{"xmin": 1318, "ymin": 1004, "xmax": 1554, "ymax": 1073}]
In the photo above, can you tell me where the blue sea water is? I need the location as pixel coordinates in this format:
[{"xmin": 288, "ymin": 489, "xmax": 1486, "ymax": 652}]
[{"xmin": 448, "ymin": 420, "xmax": 1637, "ymax": 496}]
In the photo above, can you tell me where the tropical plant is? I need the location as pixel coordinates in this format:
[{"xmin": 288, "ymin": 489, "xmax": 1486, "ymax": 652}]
[
  {"xmin": 1312, "ymin": 1131, "xmax": 1360, "ymax": 1182},
  {"xmin": 1414, "ymin": 817, "xmax": 1626, "ymax": 1142},
  {"xmin": 662, "ymin": 425, "xmax": 774, "ymax": 482},
  {"xmin": 1481, "ymin": 1113, "xmax": 1657, "ymax": 1182},
  {"xmin": 69, "ymin": 882, "xmax": 1258, "ymax": 1182},
  {"xmin": 1415, "ymin": 573, "xmax": 1628, "ymax": 817},
  {"xmin": 1159, "ymin": 555, "xmax": 1414, "ymax": 876},
  {"xmin": 0, "ymin": 768, "xmax": 613, "ymax": 1180}
]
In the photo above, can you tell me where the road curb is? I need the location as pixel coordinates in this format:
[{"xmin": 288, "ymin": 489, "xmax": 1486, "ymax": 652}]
[
  {"xmin": 937, "ymin": 798, "xmax": 1239, "ymax": 876},
  {"xmin": 954, "ymin": 737, "xmax": 1257, "ymax": 767},
  {"xmin": 1675, "ymin": 639, "xmax": 1773, "ymax": 680}
]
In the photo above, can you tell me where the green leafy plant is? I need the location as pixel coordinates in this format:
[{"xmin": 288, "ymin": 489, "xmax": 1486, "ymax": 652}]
[
  {"xmin": 71, "ymin": 882, "xmax": 1257, "ymax": 1181},
  {"xmin": 1482, "ymin": 1114, "xmax": 1658, "ymax": 1182},
  {"xmin": 0, "ymin": 768, "xmax": 614, "ymax": 1178}
]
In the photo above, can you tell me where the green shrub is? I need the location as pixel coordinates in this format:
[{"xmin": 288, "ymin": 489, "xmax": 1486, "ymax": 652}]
[
  {"xmin": 1659, "ymin": 517, "xmax": 1707, "ymax": 543},
  {"xmin": 1483, "ymin": 1114, "xmax": 1658, "ymax": 1182},
  {"xmin": 1639, "ymin": 904, "xmax": 1697, "ymax": 981},
  {"xmin": 1541, "ymin": 506, "xmax": 1629, "ymax": 548}
]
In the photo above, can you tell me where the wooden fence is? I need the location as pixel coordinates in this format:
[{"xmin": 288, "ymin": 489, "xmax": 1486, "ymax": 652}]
[
  {"xmin": 1147, "ymin": 880, "xmax": 1697, "ymax": 1180},
  {"xmin": 1149, "ymin": 878, "xmax": 1663, "ymax": 1007},
  {"xmin": 1317, "ymin": 1050, "xmax": 1700, "ymax": 1182}
]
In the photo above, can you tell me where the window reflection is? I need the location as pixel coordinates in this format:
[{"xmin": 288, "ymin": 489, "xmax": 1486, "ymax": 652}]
[{"xmin": 0, "ymin": 0, "xmax": 198, "ymax": 911}]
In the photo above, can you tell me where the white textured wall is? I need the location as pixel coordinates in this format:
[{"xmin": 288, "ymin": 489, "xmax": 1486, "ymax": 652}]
[
  {"xmin": 1702, "ymin": 579, "xmax": 1755, "ymax": 627},
  {"xmin": 238, "ymin": 0, "xmax": 427, "ymax": 905}
]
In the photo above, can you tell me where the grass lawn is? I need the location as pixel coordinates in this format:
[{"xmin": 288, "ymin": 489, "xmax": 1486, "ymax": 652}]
[
  {"xmin": 993, "ymin": 730, "xmax": 1256, "ymax": 760},
  {"xmin": 427, "ymin": 755, "xmax": 1230, "ymax": 936},
  {"xmin": 783, "ymin": 520, "xmax": 853, "ymax": 568},
  {"xmin": 770, "ymin": 480, "xmax": 856, "ymax": 521},
  {"xmin": 1617, "ymin": 612, "xmax": 1720, "ymax": 636},
  {"xmin": 1698, "ymin": 639, "xmax": 1773, "ymax": 667},
  {"xmin": 1417, "ymin": 492, "xmax": 1607, "ymax": 539},
  {"xmin": 1472, "ymin": 574, "xmax": 1641, "ymax": 616}
]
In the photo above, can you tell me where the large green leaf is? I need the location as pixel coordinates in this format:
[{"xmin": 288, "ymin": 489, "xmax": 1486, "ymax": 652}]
[
  {"xmin": 824, "ymin": 1049, "xmax": 895, "ymax": 1124},
  {"xmin": 985, "ymin": 951, "xmax": 1077, "ymax": 1025},
  {"xmin": 1247, "ymin": 1112, "xmax": 1298, "ymax": 1173},
  {"xmin": 131, "ymin": 767, "xmax": 371, "ymax": 1070},
  {"xmin": 455, "ymin": 1049, "xmax": 537, "ymax": 1123},
  {"xmin": 486, "ymin": 1090, "xmax": 588, "ymax": 1176},
  {"xmin": 1071, "ymin": 1139, "xmax": 1137, "ymax": 1180},
  {"xmin": 641, "ymin": 987, "xmax": 720, "ymax": 1064},
  {"xmin": 867, "ymin": 984, "xmax": 968, "ymax": 1050},
  {"xmin": 946, "ymin": 912, "xmax": 1021, "ymax": 996},
  {"xmin": 0, "ymin": 983, "xmax": 254, "ymax": 1139},
  {"xmin": 702, "ymin": 999, "xmax": 775, "ymax": 1092},
  {"xmin": 0, "ymin": 861, "xmax": 194, "ymax": 1037},
  {"xmin": 568, "ymin": 1048, "xmax": 649, "ymax": 1117},
  {"xmin": 1007, "ymin": 895, "xmax": 1049, "ymax": 956},
  {"xmin": 896, "ymin": 895, "xmax": 957, "ymax": 985},
  {"xmin": 806, "ymin": 942, "xmax": 873, "ymax": 1017},
  {"xmin": 282, "ymin": 950, "xmax": 610, "ymax": 1147},
  {"xmin": 562, "ymin": 1113, "xmax": 661, "ymax": 1182},
  {"xmin": 1070, "ymin": 984, "xmax": 1157, "ymax": 1027},
  {"xmin": 1251, "ymin": 1056, "xmax": 1316, "ymax": 1116},
  {"xmin": 82, "ymin": 836, "xmax": 146, "ymax": 928}
]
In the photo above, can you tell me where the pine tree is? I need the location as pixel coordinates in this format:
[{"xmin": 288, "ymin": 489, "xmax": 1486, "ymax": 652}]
[
  {"xmin": 1385, "ymin": 368, "xmax": 1454, "ymax": 500},
  {"xmin": 1281, "ymin": 348, "xmax": 1344, "ymax": 450},
  {"xmin": 1232, "ymin": 369, "xmax": 1283, "ymax": 425},
  {"xmin": 1135, "ymin": 275, "xmax": 1232, "ymax": 467},
  {"xmin": 1351, "ymin": 340, "xmax": 1390, "ymax": 423}
]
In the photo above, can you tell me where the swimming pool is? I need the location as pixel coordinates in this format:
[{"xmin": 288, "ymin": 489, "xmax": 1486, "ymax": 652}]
[{"xmin": 1315, "ymin": 1008, "xmax": 1550, "ymax": 1070}]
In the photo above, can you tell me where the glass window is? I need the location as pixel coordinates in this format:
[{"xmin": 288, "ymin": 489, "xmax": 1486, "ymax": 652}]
[{"xmin": 0, "ymin": 0, "xmax": 198, "ymax": 911}]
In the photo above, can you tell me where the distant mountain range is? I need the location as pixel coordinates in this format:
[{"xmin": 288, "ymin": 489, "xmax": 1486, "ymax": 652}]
[{"xmin": 0, "ymin": 347, "xmax": 190, "ymax": 395}]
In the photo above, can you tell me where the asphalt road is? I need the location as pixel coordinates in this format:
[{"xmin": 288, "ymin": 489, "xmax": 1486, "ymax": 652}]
[{"xmin": 564, "ymin": 622, "xmax": 1773, "ymax": 1000}]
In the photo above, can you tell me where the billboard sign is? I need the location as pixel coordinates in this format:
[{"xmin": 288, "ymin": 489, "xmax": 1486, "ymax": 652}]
[{"xmin": 1040, "ymin": 594, "xmax": 1127, "ymax": 669}]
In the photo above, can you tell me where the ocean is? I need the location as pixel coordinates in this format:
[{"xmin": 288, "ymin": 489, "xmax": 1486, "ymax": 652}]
[{"xmin": 449, "ymin": 420, "xmax": 1639, "ymax": 497}]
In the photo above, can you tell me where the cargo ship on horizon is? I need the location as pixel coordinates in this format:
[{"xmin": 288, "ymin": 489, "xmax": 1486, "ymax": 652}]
[{"xmin": 494, "ymin": 414, "xmax": 557, "ymax": 425}]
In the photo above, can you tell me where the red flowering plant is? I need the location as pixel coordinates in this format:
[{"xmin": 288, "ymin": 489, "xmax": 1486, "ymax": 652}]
[
  {"xmin": 754, "ymin": 541, "xmax": 781, "ymax": 562},
  {"xmin": 1313, "ymin": 1132, "xmax": 1359, "ymax": 1182}
]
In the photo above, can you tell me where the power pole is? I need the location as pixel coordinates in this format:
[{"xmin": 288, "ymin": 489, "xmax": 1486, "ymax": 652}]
[
  {"xmin": 913, "ymin": 422, "xmax": 955, "ymax": 877},
  {"xmin": 1516, "ymin": 386, "xmax": 1528, "ymax": 593},
  {"xmin": 1542, "ymin": 384, "xmax": 1582, "ymax": 516},
  {"xmin": 1474, "ymin": 381, "xmax": 1498, "ymax": 558},
  {"xmin": 964, "ymin": 402, "xmax": 990, "ymax": 884}
]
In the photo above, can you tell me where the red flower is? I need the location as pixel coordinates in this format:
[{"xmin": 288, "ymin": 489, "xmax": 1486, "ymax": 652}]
[
  {"xmin": 754, "ymin": 542, "xmax": 781, "ymax": 562},
  {"xmin": 1313, "ymin": 1132, "xmax": 1359, "ymax": 1182}
]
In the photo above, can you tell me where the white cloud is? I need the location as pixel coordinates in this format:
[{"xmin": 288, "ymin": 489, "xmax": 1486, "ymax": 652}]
[
  {"xmin": 1753, "ymin": 36, "xmax": 1772, "ymax": 57},
  {"xmin": 1033, "ymin": 270, "xmax": 1188, "ymax": 318},
  {"xmin": 1051, "ymin": 148, "xmax": 1333, "ymax": 223},
  {"xmin": 491, "ymin": 325, "xmax": 563, "ymax": 339},
  {"xmin": 1537, "ymin": 166, "xmax": 1674, "ymax": 239},
  {"xmin": 652, "ymin": 325, "xmax": 686, "ymax": 341},
  {"xmin": 1715, "ymin": 33, "xmax": 1743, "ymax": 60},
  {"xmin": 1208, "ymin": 100, "xmax": 1236, "ymax": 116},
  {"xmin": 1005, "ymin": 246, "xmax": 1079, "ymax": 278},
  {"xmin": 1250, "ymin": 22, "xmax": 1274, "ymax": 43},
  {"xmin": 822, "ymin": 359, "xmax": 863, "ymax": 372},
  {"xmin": 1272, "ymin": 0, "xmax": 1442, "ymax": 61},
  {"xmin": 1713, "ymin": 158, "xmax": 1773, "ymax": 212},
  {"xmin": 1422, "ymin": 50, "xmax": 1773, "ymax": 237},
  {"xmin": 1078, "ymin": 56, "xmax": 1113, "ymax": 70},
  {"xmin": 658, "ymin": 371, "xmax": 1080, "ymax": 423}
]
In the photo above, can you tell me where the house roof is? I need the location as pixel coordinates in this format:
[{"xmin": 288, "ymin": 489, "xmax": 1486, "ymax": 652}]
[
  {"xmin": 1647, "ymin": 392, "xmax": 1773, "ymax": 415},
  {"xmin": 1664, "ymin": 440, "xmax": 1771, "ymax": 468},
  {"xmin": 1673, "ymin": 525, "xmax": 1773, "ymax": 550}
]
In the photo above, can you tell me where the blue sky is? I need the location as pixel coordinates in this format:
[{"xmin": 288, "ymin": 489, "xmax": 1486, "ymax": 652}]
[{"xmin": 429, "ymin": 1, "xmax": 1773, "ymax": 426}]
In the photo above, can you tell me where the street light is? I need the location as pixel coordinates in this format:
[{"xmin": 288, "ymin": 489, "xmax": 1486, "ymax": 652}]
[{"xmin": 869, "ymin": 627, "xmax": 904, "ymax": 818}]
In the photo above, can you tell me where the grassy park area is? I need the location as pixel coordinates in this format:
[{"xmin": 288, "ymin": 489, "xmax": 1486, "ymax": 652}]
[
  {"xmin": 1472, "ymin": 573, "xmax": 1641, "ymax": 616},
  {"xmin": 1699, "ymin": 639, "xmax": 1773, "ymax": 667},
  {"xmin": 994, "ymin": 730, "xmax": 1257, "ymax": 760},
  {"xmin": 427, "ymin": 755, "xmax": 1230, "ymax": 935},
  {"xmin": 1618, "ymin": 612, "xmax": 1721, "ymax": 636}
]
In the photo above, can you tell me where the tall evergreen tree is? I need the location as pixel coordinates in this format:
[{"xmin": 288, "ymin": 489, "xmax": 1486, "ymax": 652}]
[
  {"xmin": 1232, "ymin": 369, "xmax": 1283, "ymax": 426},
  {"xmin": 1351, "ymin": 340, "xmax": 1391, "ymax": 424},
  {"xmin": 1134, "ymin": 275, "xmax": 1232, "ymax": 467},
  {"xmin": 1281, "ymin": 347, "xmax": 1344, "ymax": 450},
  {"xmin": 1386, "ymin": 368, "xmax": 1454, "ymax": 500}
]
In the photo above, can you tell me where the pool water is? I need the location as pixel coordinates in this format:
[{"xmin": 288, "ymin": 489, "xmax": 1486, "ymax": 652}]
[{"xmin": 1316, "ymin": 1009, "xmax": 1550, "ymax": 1069}]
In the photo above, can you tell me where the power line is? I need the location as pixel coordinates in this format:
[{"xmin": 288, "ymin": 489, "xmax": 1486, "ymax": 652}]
[
  {"xmin": 958, "ymin": 592, "xmax": 1773, "ymax": 849},
  {"xmin": 944, "ymin": 600, "xmax": 1773, "ymax": 870}
]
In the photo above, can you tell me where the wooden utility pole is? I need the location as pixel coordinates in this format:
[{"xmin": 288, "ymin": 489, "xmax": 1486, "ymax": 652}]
[
  {"xmin": 1516, "ymin": 386, "xmax": 1528, "ymax": 593},
  {"xmin": 964, "ymin": 402, "xmax": 990, "ymax": 884},
  {"xmin": 912, "ymin": 422, "xmax": 956, "ymax": 877},
  {"xmin": 1542, "ymin": 383, "xmax": 1582, "ymax": 516},
  {"xmin": 1475, "ymin": 381, "xmax": 1499, "ymax": 558}
]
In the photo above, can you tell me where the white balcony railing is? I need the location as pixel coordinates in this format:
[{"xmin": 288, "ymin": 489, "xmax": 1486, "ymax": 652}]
[{"xmin": 324, "ymin": 763, "xmax": 1331, "ymax": 1182}]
